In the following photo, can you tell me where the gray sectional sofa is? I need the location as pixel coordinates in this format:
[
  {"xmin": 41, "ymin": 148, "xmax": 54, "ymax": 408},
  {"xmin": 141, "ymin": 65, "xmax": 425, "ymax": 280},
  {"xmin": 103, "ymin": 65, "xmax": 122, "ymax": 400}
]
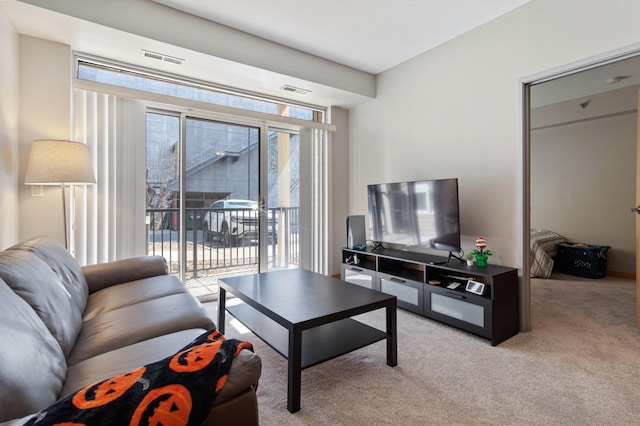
[{"xmin": 0, "ymin": 236, "xmax": 261, "ymax": 425}]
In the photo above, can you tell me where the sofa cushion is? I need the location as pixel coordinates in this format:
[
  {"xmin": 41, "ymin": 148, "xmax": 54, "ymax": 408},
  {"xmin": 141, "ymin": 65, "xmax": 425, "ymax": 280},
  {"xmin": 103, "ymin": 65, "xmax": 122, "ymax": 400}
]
[
  {"xmin": 68, "ymin": 293, "xmax": 215, "ymax": 365},
  {"xmin": 0, "ymin": 249, "xmax": 82, "ymax": 357},
  {"xmin": 7, "ymin": 236, "xmax": 88, "ymax": 313},
  {"xmin": 62, "ymin": 329, "xmax": 205, "ymax": 397},
  {"xmin": 62, "ymin": 329, "xmax": 262, "ymax": 408},
  {"xmin": 0, "ymin": 278, "xmax": 67, "ymax": 423},
  {"xmin": 22, "ymin": 329, "xmax": 253, "ymax": 426},
  {"xmin": 82, "ymin": 274, "xmax": 190, "ymax": 321}
]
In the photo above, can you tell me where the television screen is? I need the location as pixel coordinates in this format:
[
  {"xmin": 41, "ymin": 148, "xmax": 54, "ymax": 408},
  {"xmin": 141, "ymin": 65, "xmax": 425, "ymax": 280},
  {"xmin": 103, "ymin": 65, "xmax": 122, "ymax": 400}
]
[{"xmin": 367, "ymin": 178, "xmax": 461, "ymax": 252}]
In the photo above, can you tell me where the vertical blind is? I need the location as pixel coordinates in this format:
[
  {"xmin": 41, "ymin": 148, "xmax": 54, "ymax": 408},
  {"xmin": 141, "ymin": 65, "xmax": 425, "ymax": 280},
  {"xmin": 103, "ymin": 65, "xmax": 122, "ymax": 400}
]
[
  {"xmin": 299, "ymin": 127, "xmax": 329, "ymax": 275},
  {"xmin": 312, "ymin": 127, "xmax": 329, "ymax": 275},
  {"xmin": 72, "ymin": 89, "xmax": 147, "ymax": 265}
]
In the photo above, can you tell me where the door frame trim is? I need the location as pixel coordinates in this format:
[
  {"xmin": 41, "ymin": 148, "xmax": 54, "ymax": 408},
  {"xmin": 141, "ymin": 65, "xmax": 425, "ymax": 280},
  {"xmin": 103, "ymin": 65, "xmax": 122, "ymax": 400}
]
[{"xmin": 520, "ymin": 43, "xmax": 640, "ymax": 332}]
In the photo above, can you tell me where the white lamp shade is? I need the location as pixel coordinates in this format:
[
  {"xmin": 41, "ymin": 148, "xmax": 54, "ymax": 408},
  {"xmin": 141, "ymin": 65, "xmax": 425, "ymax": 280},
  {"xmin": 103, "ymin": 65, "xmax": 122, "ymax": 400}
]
[{"xmin": 25, "ymin": 139, "xmax": 96, "ymax": 185}]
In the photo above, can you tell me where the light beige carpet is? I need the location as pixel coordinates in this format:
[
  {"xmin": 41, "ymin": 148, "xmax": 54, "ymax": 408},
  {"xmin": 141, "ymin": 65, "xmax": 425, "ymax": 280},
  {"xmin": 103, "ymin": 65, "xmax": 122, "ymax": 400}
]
[{"xmin": 204, "ymin": 273, "xmax": 639, "ymax": 425}]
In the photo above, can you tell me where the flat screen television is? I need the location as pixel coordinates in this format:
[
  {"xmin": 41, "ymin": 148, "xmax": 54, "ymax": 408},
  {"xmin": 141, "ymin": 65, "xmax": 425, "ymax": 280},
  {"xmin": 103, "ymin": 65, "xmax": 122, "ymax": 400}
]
[{"xmin": 367, "ymin": 178, "xmax": 461, "ymax": 253}]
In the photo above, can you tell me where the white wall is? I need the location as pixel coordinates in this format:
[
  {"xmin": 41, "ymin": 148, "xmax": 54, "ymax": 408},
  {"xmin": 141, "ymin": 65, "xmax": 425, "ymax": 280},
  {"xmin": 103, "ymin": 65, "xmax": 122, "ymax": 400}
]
[
  {"xmin": 349, "ymin": 0, "xmax": 640, "ymax": 270},
  {"xmin": 531, "ymin": 88, "xmax": 637, "ymax": 275},
  {"xmin": 18, "ymin": 36, "xmax": 72, "ymax": 244},
  {"xmin": 0, "ymin": 8, "xmax": 19, "ymax": 249},
  {"xmin": 329, "ymin": 106, "xmax": 350, "ymax": 275}
]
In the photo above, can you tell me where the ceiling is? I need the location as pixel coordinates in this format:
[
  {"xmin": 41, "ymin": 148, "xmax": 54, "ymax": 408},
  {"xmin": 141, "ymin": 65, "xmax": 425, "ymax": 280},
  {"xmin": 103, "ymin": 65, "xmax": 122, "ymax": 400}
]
[
  {"xmin": 151, "ymin": 0, "xmax": 533, "ymax": 75},
  {"xmin": 4, "ymin": 0, "xmax": 640, "ymax": 110},
  {"xmin": 140, "ymin": 0, "xmax": 640, "ymax": 109}
]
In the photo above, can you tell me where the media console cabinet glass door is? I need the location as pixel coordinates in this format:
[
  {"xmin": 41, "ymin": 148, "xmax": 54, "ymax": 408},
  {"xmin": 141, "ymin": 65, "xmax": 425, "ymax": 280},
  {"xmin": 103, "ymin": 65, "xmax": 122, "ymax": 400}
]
[{"xmin": 218, "ymin": 269, "xmax": 398, "ymax": 413}]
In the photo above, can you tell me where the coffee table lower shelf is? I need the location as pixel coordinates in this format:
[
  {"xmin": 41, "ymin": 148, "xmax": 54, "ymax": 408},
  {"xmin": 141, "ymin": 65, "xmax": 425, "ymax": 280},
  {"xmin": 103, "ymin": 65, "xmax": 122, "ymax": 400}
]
[{"xmin": 227, "ymin": 303, "xmax": 387, "ymax": 369}]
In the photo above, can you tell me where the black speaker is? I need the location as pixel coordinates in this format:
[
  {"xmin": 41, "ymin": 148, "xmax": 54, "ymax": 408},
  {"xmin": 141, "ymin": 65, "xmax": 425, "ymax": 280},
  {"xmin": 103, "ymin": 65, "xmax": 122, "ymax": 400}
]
[{"xmin": 346, "ymin": 215, "xmax": 366, "ymax": 249}]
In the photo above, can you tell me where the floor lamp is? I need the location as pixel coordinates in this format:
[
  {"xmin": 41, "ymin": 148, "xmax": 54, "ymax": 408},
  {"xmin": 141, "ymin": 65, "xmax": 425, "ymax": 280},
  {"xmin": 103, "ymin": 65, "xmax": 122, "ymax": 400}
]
[{"xmin": 25, "ymin": 140, "xmax": 96, "ymax": 249}]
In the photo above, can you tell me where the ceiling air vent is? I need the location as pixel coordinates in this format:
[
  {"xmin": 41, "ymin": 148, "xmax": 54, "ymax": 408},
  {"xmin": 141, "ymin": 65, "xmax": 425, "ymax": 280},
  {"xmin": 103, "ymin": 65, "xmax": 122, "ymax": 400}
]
[
  {"xmin": 141, "ymin": 50, "xmax": 185, "ymax": 66},
  {"xmin": 280, "ymin": 85, "xmax": 311, "ymax": 95}
]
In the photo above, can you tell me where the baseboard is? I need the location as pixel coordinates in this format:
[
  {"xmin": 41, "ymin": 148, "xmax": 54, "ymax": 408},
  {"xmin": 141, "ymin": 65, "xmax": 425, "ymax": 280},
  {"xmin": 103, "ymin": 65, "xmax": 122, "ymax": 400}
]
[{"xmin": 607, "ymin": 270, "xmax": 635, "ymax": 280}]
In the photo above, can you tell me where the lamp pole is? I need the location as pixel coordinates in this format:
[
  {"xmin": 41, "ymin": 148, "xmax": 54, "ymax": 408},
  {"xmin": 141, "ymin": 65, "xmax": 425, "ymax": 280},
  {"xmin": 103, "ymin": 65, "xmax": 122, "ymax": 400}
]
[{"xmin": 61, "ymin": 183, "xmax": 68, "ymax": 249}]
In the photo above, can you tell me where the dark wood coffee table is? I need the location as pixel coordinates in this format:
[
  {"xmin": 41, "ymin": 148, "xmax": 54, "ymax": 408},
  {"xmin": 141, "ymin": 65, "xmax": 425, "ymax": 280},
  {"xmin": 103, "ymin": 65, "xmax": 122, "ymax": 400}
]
[{"xmin": 218, "ymin": 268, "xmax": 397, "ymax": 413}]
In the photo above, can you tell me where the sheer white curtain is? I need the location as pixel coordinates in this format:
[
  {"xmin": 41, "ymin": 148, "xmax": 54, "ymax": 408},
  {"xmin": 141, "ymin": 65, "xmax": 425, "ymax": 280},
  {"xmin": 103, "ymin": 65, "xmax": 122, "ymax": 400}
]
[{"xmin": 72, "ymin": 89, "xmax": 146, "ymax": 265}]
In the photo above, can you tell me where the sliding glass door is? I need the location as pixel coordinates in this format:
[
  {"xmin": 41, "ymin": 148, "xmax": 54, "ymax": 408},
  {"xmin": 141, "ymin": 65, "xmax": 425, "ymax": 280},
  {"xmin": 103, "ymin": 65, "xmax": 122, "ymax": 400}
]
[
  {"xmin": 146, "ymin": 112, "xmax": 302, "ymax": 297},
  {"xmin": 146, "ymin": 111, "xmax": 181, "ymax": 273},
  {"xmin": 183, "ymin": 117, "xmax": 260, "ymax": 293}
]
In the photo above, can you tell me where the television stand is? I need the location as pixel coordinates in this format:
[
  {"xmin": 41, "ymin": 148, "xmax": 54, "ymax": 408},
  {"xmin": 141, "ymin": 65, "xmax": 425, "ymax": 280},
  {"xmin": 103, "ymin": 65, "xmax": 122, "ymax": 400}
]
[{"xmin": 340, "ymin": 246, "xmax": 519, "ymax": 345}]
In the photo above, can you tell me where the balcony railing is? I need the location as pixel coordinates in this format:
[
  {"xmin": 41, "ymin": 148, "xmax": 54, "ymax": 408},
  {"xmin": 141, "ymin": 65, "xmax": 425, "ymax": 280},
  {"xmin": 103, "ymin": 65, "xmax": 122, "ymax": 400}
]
[{"xmin": 146, "ymin": 206, "xmax": 300, "ymax": 280}]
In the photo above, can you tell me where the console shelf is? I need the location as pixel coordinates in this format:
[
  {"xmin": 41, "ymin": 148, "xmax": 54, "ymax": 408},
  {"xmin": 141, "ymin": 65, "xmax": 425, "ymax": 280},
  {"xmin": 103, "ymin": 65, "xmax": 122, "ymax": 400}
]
[
  {"xmin": 341, "ymin": 247, "xmax": 519, "ymax": 345},
  {"xmin": 227, "ymin": 304, "xmax": 387, "ymax": 369}
]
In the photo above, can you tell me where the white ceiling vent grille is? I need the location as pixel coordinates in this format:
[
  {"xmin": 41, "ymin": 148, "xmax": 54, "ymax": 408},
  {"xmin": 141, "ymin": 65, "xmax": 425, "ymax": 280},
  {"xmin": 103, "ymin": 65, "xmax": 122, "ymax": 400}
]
[
  {"xmin": 141, "ymin": 50, "xmax": 185, "ymax": 66},
  {"xmin": 280, "ymin": 85, "xmax": 311, "ymax": 95}
]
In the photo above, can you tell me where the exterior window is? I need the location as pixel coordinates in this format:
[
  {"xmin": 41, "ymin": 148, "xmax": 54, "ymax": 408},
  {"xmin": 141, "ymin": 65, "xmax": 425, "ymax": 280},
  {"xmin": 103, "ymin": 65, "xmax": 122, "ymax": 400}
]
[
  {"xmin": 73, "ymin": 58, "xmax": 330, "ymax": 296},
  {"xmin": 76, "ymin": 59, "xmax": 323, "ymax": 123}
]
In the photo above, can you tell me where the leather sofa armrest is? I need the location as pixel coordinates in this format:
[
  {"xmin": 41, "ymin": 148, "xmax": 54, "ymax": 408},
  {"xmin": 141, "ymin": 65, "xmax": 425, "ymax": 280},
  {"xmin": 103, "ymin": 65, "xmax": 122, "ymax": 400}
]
[
  {"xmin": 214, "ymin": 348, "xmax": 262, "ymax": 406},
  {"xmin": 82, "ymin": 256, "xmax": 169, "ymax": 293},
  {"xmin": 204, "ymin": 387, "xmax": 259, "ymax": 426}
]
